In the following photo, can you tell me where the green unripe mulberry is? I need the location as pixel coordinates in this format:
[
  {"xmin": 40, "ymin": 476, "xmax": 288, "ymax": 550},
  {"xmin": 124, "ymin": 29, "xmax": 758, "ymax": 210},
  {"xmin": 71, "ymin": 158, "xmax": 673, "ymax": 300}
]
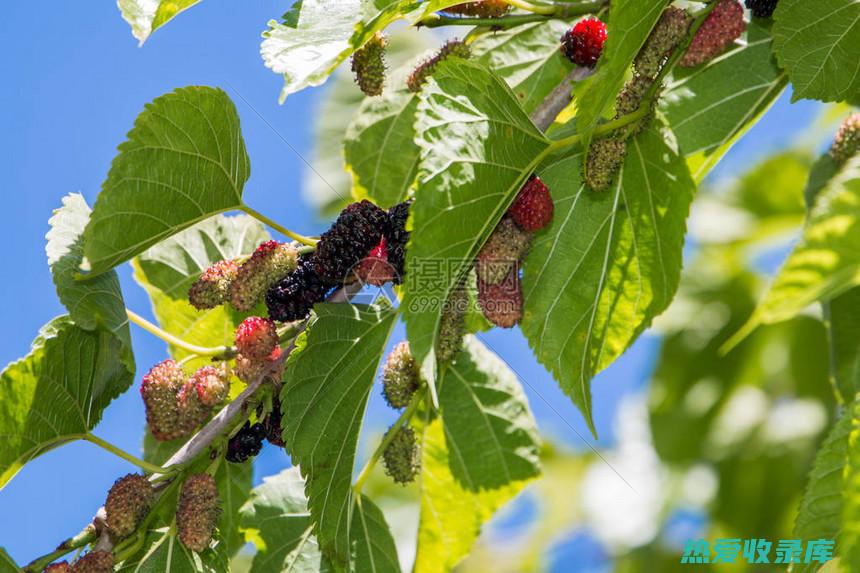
[
  {"xmin": 104, "ymin": 473, "xmax": 155, "ymax": 538},
  {"xmin": 351, "ymin": 33, "xmax": 387, "ymax": 96},
  {"xmin": 382, "ymin": 426, "xmax": 420, "ymax": 484},
  {"xmin": 476, "ymin": 217, "xmax": 531, "ymax": 286},
  {"xmin": 382, "ymin": 341, "xmax": 420, "ymax": 409},
  {"xmin": 585, "ymin": 138, "xmax": 627, "ymax": 192},
  {"xmin": 407, "ymin": 40, "xmax": 471, "ymax": 93},
  {"xmin": 436, "ymin": 285, "xmax": 468, "ymax": 364},
  {"xmin": 177, "ymin": 473, "xmax": 220, "ymax": 552},
  {"xmin": 634, "ymin": 7, "xmax": 692, "ymax": 78}
]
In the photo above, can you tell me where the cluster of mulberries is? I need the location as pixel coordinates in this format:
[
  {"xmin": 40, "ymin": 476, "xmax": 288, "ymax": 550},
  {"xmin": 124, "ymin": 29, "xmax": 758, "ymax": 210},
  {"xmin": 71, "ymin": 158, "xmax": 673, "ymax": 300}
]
[
  {"xmin": 66, "ymin": 552, "xmax": 114, "ymax": 573},
  {"xmin": 351, "ymin": 33, "xmax": 387, "ymax": 97},
  {"xmin": 407, "ymin": 40, "xmax": 471, "ymax": 93},
  {"xmin": 187, "ymin": 241, "xmax": 297, "ymax": 312},
  {"xmin": 141, "ymin": 360, "xmax": 229, "ymax": 441},
  {"xmin": 444, "ymin": 0, "xmax": 509, "ymax": 18},
  {"xmin": 382, "ymin": 341, "xmax": 420, "ymax": 409},
  {"xmin": 266, "ymin": 254, "xmax": 335, "ymax": 322},
  {"xmin": 585, "ymin": 137, "xmax": 627, "ymax": 192},
  {"xmin": 560, "ymin": 17, "xmax": 607, "ymax": 67},
  {"xmin": 634, "ymin": 6, "xmax": 692, "ymax": 79},
  {"xmin": 313, "ymin": 200, "xmax": 388, "ymax": 282},
  {"xmin": 745, "ymin": 0, "xmax": 778, "ymax": 18},
  {"xmin": 473, "ymin": 176, "xmax": 552, "ymax": 328},
  {"xmin": 176, "ymin": 474, "xmax": 220, "ymax": 552},
  {"xmin": 382, "ymin": 426, "xmax": 420, "ymax": 484},
  {"xmin": 830, "ymin": 113, "xmax": 860, "ymax": 165},
  {"xmin": 680, "ymin": 0, "xmax": 746, "ymax": 68},
  {"xmin": 226, "ymin": 422, "xmax": 267, "ymax": 463},
  {"xmin": 104, "ymin": 474, "xmax": 154, "ymax": 538},
  {"xmin": 267, "ymin": 200, "xmax": 411, "ymax": 321}
]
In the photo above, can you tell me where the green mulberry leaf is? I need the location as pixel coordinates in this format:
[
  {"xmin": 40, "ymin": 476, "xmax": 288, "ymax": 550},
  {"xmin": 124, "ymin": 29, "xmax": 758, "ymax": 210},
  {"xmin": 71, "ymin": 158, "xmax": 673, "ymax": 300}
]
[
  {"xmin": 0, "ymin": 317, "xmax": 134, "ymax": 489},
  {"xmin": 521, "ymin": 122, "xmax": 695, "ymax": 433},
  {"xmin": 280, "ymin": 301, "xmax": 397, "ymax": 565},
  {"xmin": 439, "ymin": 336, "xmax": 541, "ymax": 490},
  {"xmin": 115, "ymin": 528, "xmax": 228, "ymax": 572},
  {"xmin": 402, "ymin": 58, "xmax": 551, "ymax": 386},
  {"xmin": 82, "ymin": 86, "xmax": 250, "ymax": 276},
  {"xmin": 46, "ymin": 193, "xmax": 134, "ymax": 371},
  {"xmin": 414, "ymin": 418, "xmax": 533, "ymax": 573},
  {"xmin": 117, "ymin": 0, "xmax": 204, "ymax": 44},
  {"xmin": 662, "ymin": 20, "xmax": 787, "ymax": 181},
  {"xmin": 772, "ymin": 0, "xmax": 860, "ymax": 103}
]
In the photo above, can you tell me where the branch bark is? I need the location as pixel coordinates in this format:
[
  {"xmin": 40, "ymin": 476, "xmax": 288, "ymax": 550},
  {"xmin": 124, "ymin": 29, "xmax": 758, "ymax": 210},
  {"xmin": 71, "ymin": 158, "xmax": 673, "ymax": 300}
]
[{"xmin": 529, "ymin": 67, "xmax": 595, "ymax": 132}]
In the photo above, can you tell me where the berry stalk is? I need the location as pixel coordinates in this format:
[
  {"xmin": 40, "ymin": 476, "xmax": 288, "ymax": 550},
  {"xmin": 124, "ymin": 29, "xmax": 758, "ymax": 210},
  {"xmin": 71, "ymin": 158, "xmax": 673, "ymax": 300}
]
[
  {"xmin": 23, "ymin": 526, "xmax": 97, "ymax": 573},
  {"xmin": 419, "ymin": 0, "xmax": 606, "ymax": 28},
  {"xmin": 126, "ymin": 309, "xmax": 234, "ymax": 358},
  {"xmin": 83, "ymin": 434, "xmax": 174, "ymax": 476},
  {"xmin": 353, "ymin": 389, "xmax": 426, "ymax": 494},
  {"xmin": 239, "ymin": 204, "xmax": 318, "ymax": 247}
]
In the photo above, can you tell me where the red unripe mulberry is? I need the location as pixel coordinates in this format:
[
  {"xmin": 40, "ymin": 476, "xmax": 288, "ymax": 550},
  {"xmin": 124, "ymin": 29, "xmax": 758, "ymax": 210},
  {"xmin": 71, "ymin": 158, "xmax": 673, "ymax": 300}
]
[
  {"xmin": 230, "ymin": 241, "xmax": 298, "ymax": 311},
  {"xmin": 560, "ymin": 17, "xmax": 607, "ymax": 67},
  {"xmin": 509, "ymin": 176, "xmax": 554, "ymax": 232},
  {"xmin": 235, "ymin": 316, "xmax": 279, "ymax": 361},
  {"xmin": 478, "ymin": 271, "xmax": 523, "ymax": 329},
  {"xmin": 680, "ymin": 0, "xmax": 745, "ymax": 68}
]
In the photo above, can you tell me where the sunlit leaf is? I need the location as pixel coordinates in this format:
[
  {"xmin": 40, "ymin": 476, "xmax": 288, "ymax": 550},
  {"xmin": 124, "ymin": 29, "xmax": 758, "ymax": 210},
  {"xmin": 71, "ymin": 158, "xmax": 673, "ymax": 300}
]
[
  {"xmin": 662, "ymin": 20, "xmax": 787, "ymax": 181},
  {"xmin": 403, "ymin": 58, "xmax": 551, "ymax": 383},
  {"xmin": 414, "ymin": 418, "xmax": 532, "ymax": 573},
  {"xmin": 749, "ymin": 157, "xmax": 860, "ymax": 326},
  {"xmin": 46, "ymin": 193, "xmax": 133, "ymax": 369},
  {"xmin": 521, "ymin": 122, "xmax": 695, "ymax": 432},
  {"xmin": 772, "ymin": 0, "xmax": 860, "ymax": 103},
  {"xmin": 82, "ymin": 86, "xmax": 250, "ymax": 276},
  {"xmin": 440, "ymin": 337, "xmax": 540, "ymax": 490},
  {"xmin": 117, "ymin": 0, "xmax": 204, "ymax": 44},
  {"xmin": 0, "ymin": 317, "xmax": 133, "ymax": 489},
  {"xmin": 280, "ymin": 301, "xmax": 396, "ymax": 564}
]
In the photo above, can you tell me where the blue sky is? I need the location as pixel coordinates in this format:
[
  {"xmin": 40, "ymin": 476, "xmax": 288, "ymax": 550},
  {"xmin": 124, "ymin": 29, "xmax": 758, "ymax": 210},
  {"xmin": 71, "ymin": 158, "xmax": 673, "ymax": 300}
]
[{"xmin": 0, "ymin": 1, "xmax": 821, "ymax": 564}]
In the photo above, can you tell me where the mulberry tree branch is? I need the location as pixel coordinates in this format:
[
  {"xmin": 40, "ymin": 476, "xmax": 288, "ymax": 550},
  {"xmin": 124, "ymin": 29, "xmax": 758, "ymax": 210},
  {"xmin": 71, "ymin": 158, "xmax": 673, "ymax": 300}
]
[{"xmin": 24, "ymin": 282, "xmax": 363, "ymax": 570}]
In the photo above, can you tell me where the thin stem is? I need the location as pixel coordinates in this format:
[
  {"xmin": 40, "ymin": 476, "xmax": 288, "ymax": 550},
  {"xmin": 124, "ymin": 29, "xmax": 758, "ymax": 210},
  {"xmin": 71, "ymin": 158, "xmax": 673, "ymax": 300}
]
[
  {"xmin": 549, "ymin": 105, "xmax": 650, "ymax": 150},
  {"xmin": 126, "ymin": 309, "xmax": 232, "ymax": 358},
  {"xmin": 24, "ymin": 526, "xmax": 97, "ymax": 572},
  {"xmin": 421, "ymin": 12, "xmax": 550, "ymax": 27},
  {"xmin": 421, "ymin": 0, "xmax": 604, "ymax": 27},
  {"xmin": 240, "ymin": 204, "xmax": 318, "ymax": 246},
  {"xmin": 84, "ymin": 434, "xmax": 173, "ymax": 476},
  {"xmin": 504, "ymin": 0, "xmax": 558, "ymax": 14},
  {"xmin": 353, "ymin": 392, "xmax": 425, "ymax": 493}
]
